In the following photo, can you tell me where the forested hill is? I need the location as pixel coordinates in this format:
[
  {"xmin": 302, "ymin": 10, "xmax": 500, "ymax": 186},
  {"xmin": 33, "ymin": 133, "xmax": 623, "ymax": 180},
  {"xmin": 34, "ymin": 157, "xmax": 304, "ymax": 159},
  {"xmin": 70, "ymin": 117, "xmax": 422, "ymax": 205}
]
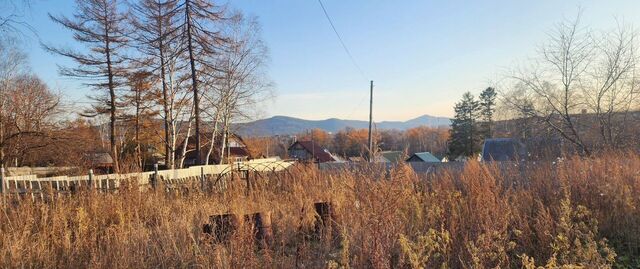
[{"xmin": 234, "ymin": 115, "xmax": 451, "ymax": 136}]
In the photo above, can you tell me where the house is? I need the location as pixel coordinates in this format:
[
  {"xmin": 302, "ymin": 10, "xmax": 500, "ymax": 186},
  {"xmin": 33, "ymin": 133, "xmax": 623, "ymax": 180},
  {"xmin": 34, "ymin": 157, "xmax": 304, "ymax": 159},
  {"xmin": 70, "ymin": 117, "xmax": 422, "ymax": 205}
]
[
  {"xmin": 377, "ymin": 151, "xmax": 404, "ymax": 163},
  {"xmin": 180, "ymin": 133, "xmax": 253, "ymax": 166},
  {"xmin": 406, "ymin": 152, "xmax": 441, "ymax": 163},
  {"xmin": 523, "ymin": 137, "xmax": 563, "ymax": 161},
  {"xmin": 86, "ymin": 152, "xmax": 114, "ymax": 173},
  {"xmin": 348, "ymin": 156, "xmax": 366, "ymax": 163},
  {"xmin": 481, "ymin": 138, "xmax": 527, "ymax": 161},
  {"xmin": 288, "ymin": 141, "xmax": 338, "ymax": 163}
]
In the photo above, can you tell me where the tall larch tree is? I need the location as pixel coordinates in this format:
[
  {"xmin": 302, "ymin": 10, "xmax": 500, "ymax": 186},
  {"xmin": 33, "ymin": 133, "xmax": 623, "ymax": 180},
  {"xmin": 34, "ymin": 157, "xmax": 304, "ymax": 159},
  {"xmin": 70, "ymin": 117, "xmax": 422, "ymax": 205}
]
[
  {"xmin": 129, "ymin": 0, "xmax": 182, "ymax": 168},
  {"xmin": 123, "ymin": 70, "xmax": 157, "ymax": 169},
  {"xmin": 177, "ymin": 0, "xmax": 226, "ymax": 165},
  {"xmin": 47, "ymin": 0, "xmax": 128, "ymax": 172}
]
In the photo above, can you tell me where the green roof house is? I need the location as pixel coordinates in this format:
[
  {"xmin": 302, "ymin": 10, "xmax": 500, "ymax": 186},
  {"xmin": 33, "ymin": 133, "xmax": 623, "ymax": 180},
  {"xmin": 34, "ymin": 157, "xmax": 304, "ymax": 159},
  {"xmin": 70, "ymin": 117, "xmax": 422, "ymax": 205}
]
[
  {"xmin": 406, "ymin": 152, "xmax": 441, "ymax": 163},
  {"xmin": 374, "ymin": 151, "xmax": 404, "ymax": 163}
]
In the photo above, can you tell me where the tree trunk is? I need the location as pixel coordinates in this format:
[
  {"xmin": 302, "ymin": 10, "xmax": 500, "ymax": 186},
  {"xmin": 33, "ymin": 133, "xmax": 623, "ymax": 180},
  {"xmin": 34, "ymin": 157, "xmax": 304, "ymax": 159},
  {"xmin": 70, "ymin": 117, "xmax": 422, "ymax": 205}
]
[
  {"xmin": 204, "ymin": 112, "xmax": 220, "ymax": 165},
  {"xmin": 168, "ymin": 65, "xmax": 178, "ymax": 169},
  {"xmin": 105, "ymin": 26, "xmax": 120, "ymax": 173},
  {"xmin": 219, "ymin": 112, "xmax": 230, "ymax": 164},
  {"xmin": 159, "ymin": 40, "xmax": 172, "ymax": 169},
  {"xmin": 135, "ymin": 89, "xmax": 142, "ymax": 170},
  {"xmin": 0, "ymin": 115, "xmax": 4, "ymax": 168},
  {"xmin": 178, "ymin": 104, "xmax": 195, "ymax": 169},
  {"xmin": 178, "ymin": 117, "xmax": 193, "ymax": 169},
  {"xmin": 184, "ymin": 0, "xmax": 201, "ymax": 165}
]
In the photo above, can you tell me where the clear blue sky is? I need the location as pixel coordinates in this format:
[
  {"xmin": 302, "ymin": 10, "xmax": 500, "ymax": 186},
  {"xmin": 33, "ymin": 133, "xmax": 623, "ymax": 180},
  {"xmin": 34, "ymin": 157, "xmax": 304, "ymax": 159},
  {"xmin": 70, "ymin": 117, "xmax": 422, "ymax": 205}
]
[{"xmin": 19, "ymin": 0, "xmax": 640, "ymax": 121}]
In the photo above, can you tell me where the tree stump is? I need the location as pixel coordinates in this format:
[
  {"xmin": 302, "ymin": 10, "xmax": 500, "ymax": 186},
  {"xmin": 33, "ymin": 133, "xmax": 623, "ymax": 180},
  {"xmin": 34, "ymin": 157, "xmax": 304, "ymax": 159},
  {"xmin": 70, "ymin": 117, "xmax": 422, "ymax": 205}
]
[
  {"xmin": 204, "ymin": 212, "xmax": 273, "ymax": 247},
  {"xmin": 246, "ymin": 211, "xmax": 273, "ymax": 248},
  {"xmin": 203, "ymin": 214, "xmax": 239, "ymax": 243},
  {"xmin": 314, "ymin": 201, "xmax": 339, "ymax": 240}
]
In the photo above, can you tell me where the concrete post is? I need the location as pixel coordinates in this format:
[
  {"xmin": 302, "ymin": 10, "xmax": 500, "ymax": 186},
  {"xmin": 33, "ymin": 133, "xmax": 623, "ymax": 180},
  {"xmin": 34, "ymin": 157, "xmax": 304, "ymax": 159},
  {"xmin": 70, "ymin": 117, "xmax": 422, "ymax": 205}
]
[
  {"xmin": 88, "ymin": 169, "xmax": 94, "ymax": 190},
  {"xmin": 153, "ymin": 163, "xmax": 159, "ymax": 190},
  {"xmin": 0, "ymin": 167, "xmax": 5, "ymax": 198},
  {"xmin": 200, "ymin": 166, "xmax": 205, "ymax": 192}
]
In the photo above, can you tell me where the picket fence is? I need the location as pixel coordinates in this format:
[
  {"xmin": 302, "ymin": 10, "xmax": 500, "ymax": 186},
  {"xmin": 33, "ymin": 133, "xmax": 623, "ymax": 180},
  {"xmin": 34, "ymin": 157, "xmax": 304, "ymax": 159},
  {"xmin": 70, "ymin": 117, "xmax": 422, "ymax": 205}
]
[{"xmin": 0, "ymin": 158, "xmax": 294, "ymax": 198}]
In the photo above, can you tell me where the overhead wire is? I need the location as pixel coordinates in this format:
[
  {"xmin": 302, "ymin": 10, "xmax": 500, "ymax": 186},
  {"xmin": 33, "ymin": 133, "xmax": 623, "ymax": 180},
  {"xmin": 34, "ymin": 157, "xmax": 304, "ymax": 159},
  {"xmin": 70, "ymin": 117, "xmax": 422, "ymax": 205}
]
[
  {"xmin": 317, "ymin": 0, "xmax": 368, "ymax": 81},
  {"xmin": 316, "ymin": 0, "xmax": 372, "ymax": 121}
]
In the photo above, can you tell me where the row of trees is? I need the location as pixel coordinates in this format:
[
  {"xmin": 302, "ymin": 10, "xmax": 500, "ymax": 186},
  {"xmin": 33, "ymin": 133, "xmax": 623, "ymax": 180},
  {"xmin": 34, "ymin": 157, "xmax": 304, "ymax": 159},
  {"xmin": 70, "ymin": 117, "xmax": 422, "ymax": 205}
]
[
  {"xmin": 449, "ymin": 14, "xmax": 640, "ymax": 158},
  {"xmin": 0, "ymin": 0, "xmax": 270, "ymax": 171},
  {"xmin": 293, "ymin": 126, "xmax": 449, "ymax": 158},
  {"xmin": 447, "ymin": 87, "xmax": 496, "ymax": 158},
  {"xmin": 43, "ymin": 0, "xmax": 270, "ymax": 171}
]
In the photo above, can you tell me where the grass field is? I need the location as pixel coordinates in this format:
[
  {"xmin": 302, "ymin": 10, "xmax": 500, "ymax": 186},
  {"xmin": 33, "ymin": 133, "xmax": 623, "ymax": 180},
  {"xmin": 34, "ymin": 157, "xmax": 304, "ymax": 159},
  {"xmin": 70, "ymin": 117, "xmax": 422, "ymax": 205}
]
[{"xmin": 1, "ymin": 154, "xmax": 639, "ymax": 268}]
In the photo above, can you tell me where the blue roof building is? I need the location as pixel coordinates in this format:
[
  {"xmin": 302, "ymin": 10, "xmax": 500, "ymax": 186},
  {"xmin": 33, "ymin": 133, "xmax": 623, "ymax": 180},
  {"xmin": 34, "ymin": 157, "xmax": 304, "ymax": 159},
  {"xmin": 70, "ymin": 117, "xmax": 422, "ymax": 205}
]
[
  {"xmin": 406, "ymin": 152, "xmax": 441, "ymax": 163},
  {"xmin": 481, "ymin": 138, "xmax": 527, "ymax": 161}
]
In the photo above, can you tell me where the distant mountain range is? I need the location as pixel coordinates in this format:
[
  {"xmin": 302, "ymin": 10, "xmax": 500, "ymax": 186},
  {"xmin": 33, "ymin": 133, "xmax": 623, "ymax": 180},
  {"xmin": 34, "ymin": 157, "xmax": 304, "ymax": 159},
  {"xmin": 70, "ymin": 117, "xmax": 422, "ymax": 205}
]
[{"xmin": 234, "ymin": 115, "xmax": 451, "ymax": 136}]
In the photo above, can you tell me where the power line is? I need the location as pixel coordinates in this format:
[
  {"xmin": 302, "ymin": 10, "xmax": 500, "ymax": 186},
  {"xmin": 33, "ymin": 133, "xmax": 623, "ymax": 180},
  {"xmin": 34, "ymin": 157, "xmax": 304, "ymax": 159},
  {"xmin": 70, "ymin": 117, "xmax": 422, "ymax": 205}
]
[
  {"xmin": 344, "ymin": 93, "xmax": 368, "ymax": 119},
  {"xmin": 317, "ymin": 0, "xmax": 367, "ymax": 80}
]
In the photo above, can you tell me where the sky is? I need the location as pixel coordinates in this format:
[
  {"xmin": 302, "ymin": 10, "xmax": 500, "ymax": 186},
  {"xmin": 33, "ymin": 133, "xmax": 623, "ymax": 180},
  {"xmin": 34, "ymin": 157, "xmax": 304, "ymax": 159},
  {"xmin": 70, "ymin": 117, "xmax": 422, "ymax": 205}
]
[{"xmin": 14, "ymin": 0, "xmax": 640, "ymax": 121}]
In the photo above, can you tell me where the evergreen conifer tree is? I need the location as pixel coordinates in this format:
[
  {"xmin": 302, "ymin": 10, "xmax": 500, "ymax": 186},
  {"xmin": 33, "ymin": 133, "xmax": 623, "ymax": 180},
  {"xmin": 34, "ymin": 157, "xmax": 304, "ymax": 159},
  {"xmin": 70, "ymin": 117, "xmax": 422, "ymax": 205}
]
[
  {"xmin": 448, "ymin": 92, "xmax": 482, "ymax": 158},
  {"xmin": 479, "ymin": 87, "xmax": 497, "ymax": 138}
]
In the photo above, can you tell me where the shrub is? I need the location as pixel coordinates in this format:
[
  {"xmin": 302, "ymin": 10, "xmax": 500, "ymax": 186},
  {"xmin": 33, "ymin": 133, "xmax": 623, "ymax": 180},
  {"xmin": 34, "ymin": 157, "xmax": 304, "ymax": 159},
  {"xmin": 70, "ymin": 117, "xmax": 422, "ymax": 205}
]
[{"xmin": 0, "ymin": 153, "xmax": 638, "ymax": 268}]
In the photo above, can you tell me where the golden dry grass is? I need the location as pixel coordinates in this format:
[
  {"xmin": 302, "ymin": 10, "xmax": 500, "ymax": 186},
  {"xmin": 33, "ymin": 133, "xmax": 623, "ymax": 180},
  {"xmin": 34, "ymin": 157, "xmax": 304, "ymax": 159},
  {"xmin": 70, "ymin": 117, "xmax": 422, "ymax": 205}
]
[{"xmin": 1, "ymin": 153, "xmax": 639, "ymax": 268}]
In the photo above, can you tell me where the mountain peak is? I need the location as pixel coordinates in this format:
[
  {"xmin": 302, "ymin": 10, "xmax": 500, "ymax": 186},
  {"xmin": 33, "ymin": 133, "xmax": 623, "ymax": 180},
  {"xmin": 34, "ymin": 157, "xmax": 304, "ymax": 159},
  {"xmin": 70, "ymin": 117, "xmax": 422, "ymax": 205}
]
[{"xmin": 234, "ymin": 115, "xmax": 451, "ymax": 137}]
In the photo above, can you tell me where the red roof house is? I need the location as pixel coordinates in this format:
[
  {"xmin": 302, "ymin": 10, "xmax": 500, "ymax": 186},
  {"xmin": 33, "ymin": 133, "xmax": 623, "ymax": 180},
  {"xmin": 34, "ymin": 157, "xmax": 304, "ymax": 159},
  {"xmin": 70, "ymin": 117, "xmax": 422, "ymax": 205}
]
[{"xmin": 288, "ymin": 140, "xmax": 338, "ymax": 163}]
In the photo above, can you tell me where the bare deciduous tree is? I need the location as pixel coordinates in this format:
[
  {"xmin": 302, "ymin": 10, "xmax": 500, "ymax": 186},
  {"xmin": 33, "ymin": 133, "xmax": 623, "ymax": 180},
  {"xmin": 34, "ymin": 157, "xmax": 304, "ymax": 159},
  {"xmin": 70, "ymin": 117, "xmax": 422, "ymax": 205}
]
[
  {"xmin": 504, "ymin": 14, "xmax": 640, "ymax": 154},
  {"xmin": 208, "ymin": 13, "xmax": 272, "ymax": 164},
  {"xmin": 0, "ymin": 74, "xmax": 59, "ymax": 166},
  {"xmin": 583, "ymin": 23, "xmax": 639, "ymax": 148},
  {"xmin": 0, "ymin": 0, "xmax": 34, "ymax": 37},
  {"xmin": 128, "ymin": 0, "xmax": 183, "ymax": 168},
  {"xmin": 0, "ymin": 38, "xmax": 26, "ymax": 166}
]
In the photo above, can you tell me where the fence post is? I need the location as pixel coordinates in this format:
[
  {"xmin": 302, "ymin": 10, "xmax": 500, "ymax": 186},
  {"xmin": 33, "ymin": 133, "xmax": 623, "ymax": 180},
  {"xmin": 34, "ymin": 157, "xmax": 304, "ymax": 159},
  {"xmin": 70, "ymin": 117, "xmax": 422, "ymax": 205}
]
[
  {"xmin": 1, "ymin": 167, "xmax": 5, "ymax": 200},
  {"xmin": 88, "ymin": 169, "xmax": 94, "ymax": 190},
  {"xmin": 153, "ymin": 163, "xmax": 159, "ymax": 190},
  {"xmin": 200, "ymin": 166, "xmax": 205, "ymax": 192}
]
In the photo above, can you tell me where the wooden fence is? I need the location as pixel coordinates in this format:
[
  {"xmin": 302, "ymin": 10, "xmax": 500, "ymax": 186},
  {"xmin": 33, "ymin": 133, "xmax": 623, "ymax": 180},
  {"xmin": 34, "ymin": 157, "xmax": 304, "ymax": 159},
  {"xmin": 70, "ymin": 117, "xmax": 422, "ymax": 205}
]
[{"xmin": 0, "ymin": 158, "xmax": 294, "ymax": 199}]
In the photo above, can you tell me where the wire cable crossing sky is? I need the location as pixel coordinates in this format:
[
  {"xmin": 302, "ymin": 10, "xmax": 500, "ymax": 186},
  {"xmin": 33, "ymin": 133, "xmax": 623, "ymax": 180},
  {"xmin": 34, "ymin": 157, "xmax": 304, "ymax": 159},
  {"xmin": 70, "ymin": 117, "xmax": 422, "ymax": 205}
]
[
  {"xmin": 21, "ymin": 0, "xmax": 640, "ymax": 121},
  {"xmin": 317, "ymin": 0, "xmax": 368, "ymax": 81}
]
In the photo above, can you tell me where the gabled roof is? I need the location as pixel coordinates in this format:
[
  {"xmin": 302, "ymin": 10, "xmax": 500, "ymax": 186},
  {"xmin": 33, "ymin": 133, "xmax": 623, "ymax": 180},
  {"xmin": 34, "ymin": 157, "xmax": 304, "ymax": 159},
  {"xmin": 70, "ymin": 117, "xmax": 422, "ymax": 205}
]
[
  {"xmin": 179, "ymin": 132, "xmax": 253, "ymax": 164},
  {"xmin": 380, "ymin": 151, "xmax": 404, "ymax": 163},
  {"xmin": 481, "ymin": 138, "xmax": 527, "ymax": 161},
  {"xmin": 86, "ymin": 152, "xmax": 114, "ymax": 166},
  {"xmin": 288, "ymin": 140, "xmax": 337, "ymax": 163},
  {"xmin": 373, "ymin": 155, "xmax": 389, "ymax": 163},
  {"xmin": 407, "ymin": 152, "xmax": 440, "ymax": 162}
]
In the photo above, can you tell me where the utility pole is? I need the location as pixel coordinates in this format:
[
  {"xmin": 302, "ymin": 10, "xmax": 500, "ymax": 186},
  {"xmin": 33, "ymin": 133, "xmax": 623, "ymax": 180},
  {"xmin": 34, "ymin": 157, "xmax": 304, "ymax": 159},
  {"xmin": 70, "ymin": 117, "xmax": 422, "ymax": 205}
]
[
  {"xmin": 367, "ymin": 80, "xmax": 373, "ymax": 162},
  {"xmin": 311, "ymin": 129, "xmax": 315, "ymax": 163}
]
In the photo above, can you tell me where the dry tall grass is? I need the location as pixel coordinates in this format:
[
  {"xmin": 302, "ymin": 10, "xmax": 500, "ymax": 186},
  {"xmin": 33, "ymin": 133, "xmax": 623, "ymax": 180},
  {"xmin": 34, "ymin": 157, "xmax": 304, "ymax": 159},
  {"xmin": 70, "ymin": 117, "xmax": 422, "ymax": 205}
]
[{"xmin": 1, "ymin": 153, "xmax": 639, "ymax": 268}]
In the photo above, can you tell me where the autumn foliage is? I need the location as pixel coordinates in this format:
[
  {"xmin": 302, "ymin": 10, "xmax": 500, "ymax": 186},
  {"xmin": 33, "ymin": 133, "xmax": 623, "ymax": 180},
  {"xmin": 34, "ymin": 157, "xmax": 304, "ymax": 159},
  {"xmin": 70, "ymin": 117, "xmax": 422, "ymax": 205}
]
[{"xmin": 290, "ymin": 127, "xmax": 449, "ymax": 159}]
